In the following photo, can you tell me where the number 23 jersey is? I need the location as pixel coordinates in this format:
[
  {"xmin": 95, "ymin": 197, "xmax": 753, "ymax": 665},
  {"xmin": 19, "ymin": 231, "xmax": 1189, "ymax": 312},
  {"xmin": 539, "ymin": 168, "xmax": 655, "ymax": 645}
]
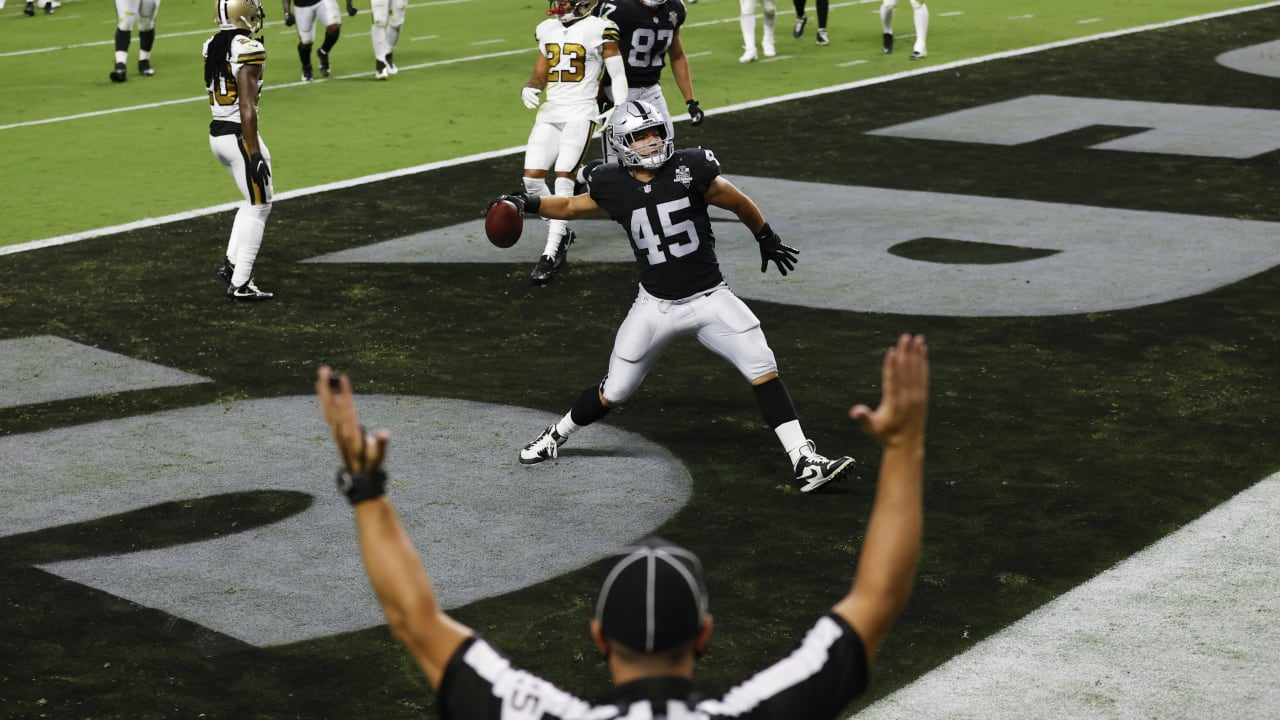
[
  {"xmin": 534, "ymin": 16, "xmax": 620, "ymax": 122},
  {"xmin": 589, "ymin": 147, "xmax": 725, "ymax": 300}
]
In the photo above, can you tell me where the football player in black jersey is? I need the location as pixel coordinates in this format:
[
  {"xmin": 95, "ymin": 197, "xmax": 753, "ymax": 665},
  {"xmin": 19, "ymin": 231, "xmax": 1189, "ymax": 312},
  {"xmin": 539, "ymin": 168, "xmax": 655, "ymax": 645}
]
[
  {"xmin": 494, "ymin": 100, "xmax": 854, "ymax": 492},
  {"xmin": 596, "ymin": 0, "xmax": 704, "ymax": 137},
  {"xmin": 316, "ymin": 332, "xmax": 928, "ymax": 719}
]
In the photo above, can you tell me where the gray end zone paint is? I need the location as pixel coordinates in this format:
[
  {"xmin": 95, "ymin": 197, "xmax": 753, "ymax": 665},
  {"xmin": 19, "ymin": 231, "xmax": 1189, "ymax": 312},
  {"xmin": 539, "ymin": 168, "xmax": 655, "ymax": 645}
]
[{"xmin": 3, "ymin": 396, "xmax": 690, "ymax": 647}]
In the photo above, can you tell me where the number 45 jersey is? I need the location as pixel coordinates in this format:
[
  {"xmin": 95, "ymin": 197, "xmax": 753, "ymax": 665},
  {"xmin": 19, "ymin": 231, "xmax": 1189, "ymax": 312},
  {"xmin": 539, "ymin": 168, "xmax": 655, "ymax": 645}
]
[
  {"xmin": 534, "ymin": 15, "xmax": 621, "ymax": 123},
  {"xmin": 588, "ymin": 148, "xmax": 726, "ymax": 301}
]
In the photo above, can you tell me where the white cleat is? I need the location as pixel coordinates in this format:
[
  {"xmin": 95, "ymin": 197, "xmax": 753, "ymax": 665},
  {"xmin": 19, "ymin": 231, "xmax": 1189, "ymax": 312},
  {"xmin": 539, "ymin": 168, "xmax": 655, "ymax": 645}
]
[{"xmin": 738, "ymin": 46, "xmax": 758, "ymax": 63}]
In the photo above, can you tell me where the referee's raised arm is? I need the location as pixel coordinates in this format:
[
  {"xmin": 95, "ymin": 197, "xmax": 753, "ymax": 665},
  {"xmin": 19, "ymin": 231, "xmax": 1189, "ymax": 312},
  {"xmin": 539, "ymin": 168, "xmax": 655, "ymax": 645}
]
[
  {"xmin": 833, "ymin": 334, "xmax": 929, "ymax": 663},
  {"xmin": 316, "ymin": 366, "xmax": 473, "ymax": 689}
]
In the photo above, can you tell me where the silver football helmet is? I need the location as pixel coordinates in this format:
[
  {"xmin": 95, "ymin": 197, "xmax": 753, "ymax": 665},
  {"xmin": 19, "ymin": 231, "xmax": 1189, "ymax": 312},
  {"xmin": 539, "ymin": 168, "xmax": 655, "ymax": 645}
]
[
  {"xmin": 638, "ymin": 0, "xmax": 666, "ymax": 7},
  {"xmin": 547, "ymin": 0, "xmax": 599, "ymax": 24},
  {"xmin": 215, "ymin": 0, "xmax": 264, "ymax": 32},
  {"xmin": 607, "ymin": 100, "xmax": 675, "ymax": 169}
]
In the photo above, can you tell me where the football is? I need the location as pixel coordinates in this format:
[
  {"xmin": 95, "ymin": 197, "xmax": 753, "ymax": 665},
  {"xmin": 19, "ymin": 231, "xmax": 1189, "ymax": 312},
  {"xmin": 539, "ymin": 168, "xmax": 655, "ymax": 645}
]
[{"xmin": 485, "ymin": 200, "xmax": 523, "ymax": 249}]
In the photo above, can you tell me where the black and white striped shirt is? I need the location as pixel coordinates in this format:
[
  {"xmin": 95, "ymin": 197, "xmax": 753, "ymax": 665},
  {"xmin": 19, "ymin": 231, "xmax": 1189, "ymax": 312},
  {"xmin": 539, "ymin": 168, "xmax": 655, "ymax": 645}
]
[{"xmin": 438, "ymin": 613, "xmax": 868, "ymax": 719}]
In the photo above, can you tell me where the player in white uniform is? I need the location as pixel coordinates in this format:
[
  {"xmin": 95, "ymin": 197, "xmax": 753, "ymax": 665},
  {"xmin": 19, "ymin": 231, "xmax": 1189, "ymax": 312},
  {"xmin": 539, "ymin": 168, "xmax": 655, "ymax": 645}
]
[
  {"xmin": 204, "ymin": 0, "xmax": 273, "ymax": 301},
  {"xmin": 738, "ymin": 0, "xmax": 777, "ymax": 63},
  {"xmin": 109, "ymin": 0, "xmax": 162, "ymax": 83},
  {"xmin": 369, "ymin": 0, "xmax": 407, "ymax": 80},
  {"xmin": 493, "ymin": 100, "xmax": 856, "ymax": 492},
  {"xmin": 520, "ymin": 0, "xmax": 629, "ymax": 285},
  {"xmin": 880, "ymin": 0, "xmax": 928, "ymax": 58}
]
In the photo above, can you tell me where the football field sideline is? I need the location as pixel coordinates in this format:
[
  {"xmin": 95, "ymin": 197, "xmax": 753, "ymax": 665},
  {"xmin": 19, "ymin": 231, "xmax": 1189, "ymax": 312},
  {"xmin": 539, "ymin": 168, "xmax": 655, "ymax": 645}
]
[
  {"xmin": 6, "ymin": 1, "xmax": 1275, "ymax": 256},
  {"xmin": 854, "ymin": 472, "xmax": 1280, "ymax": 719}
]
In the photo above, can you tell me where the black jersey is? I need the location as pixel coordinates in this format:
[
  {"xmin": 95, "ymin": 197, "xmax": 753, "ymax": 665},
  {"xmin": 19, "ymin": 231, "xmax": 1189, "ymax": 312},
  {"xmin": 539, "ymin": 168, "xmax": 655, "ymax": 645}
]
[
  {"xmin": 588, "ymin": 147, "xmax": 724, "ymax": 300},
  {"xmin": 438, "ymin": 614, "xmax": 869, "ymax": 720},
  {"xmin": 598, "ymin": 0, "xmax": 687, "ymax": 88}
]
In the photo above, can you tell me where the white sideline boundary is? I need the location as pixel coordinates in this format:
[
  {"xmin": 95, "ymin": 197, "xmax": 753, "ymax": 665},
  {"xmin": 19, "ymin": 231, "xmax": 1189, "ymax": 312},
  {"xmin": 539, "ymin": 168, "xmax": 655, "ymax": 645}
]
[
  {"xmin": 852, "ymin": 472, "xmax": 1280, "ymax": 720},
  {"xmin": 4, "ymin": 1, "xmax": 1279, "ymax": 257}
]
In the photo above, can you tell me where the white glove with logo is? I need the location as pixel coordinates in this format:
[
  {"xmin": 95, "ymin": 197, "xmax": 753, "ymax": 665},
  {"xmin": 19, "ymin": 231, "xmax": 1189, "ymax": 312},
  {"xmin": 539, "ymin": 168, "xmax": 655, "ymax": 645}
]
[{"xmin": 521, "ymin": 87, "xmax": 541, "ymax": 109}]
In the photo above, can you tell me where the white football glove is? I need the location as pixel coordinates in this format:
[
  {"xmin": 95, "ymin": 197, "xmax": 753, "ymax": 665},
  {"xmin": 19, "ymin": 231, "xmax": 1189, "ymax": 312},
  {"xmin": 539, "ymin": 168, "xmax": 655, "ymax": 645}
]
[{"xmin": 521, "ymin": 87, "xmax": 541, "ymax": 109}]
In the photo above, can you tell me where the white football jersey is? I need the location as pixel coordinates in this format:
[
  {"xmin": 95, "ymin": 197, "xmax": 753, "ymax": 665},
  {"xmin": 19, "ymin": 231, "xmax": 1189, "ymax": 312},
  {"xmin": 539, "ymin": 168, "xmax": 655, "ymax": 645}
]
[
  {"xmin": 534, "ymin": 15, "xmax": 619, "ymax": 123},
  {"xmin": 203, "ymin": 33, "xmax": 266, "ymax": 125}
]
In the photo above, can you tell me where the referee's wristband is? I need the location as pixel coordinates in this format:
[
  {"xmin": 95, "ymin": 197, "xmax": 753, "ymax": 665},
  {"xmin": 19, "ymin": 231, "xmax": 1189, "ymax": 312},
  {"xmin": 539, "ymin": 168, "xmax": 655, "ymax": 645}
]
[{"xmin": 336, "ymin": 467, "xmax": 387, "ymax": 505}]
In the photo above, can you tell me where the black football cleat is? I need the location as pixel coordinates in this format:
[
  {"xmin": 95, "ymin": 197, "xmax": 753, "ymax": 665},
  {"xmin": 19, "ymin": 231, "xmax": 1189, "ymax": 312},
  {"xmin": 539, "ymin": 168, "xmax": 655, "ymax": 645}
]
[
  {"xmin": 226, "ymin": 279, "xmax": 274, "ymax": 301},
  {"xmin": 24, "ymin": 0, "xmax": 35, "ymax": 15},
  {"xmin": 301, "ymin": 64, "xmax": 314, "ymax": 82},
  {"xmin": 883, "ymin": 33, "xmax": 893, "ymax": 54},
  {"xmin": 138, "ymin": 59, "xmax": 155, "ymax": 76},
  {"xmin": 110, "ymin": 62, "xmax": 127, "ymax": 83},
  {"xmin": 316, "ymin": 48, "xmax": 330, "ymax": 77}
]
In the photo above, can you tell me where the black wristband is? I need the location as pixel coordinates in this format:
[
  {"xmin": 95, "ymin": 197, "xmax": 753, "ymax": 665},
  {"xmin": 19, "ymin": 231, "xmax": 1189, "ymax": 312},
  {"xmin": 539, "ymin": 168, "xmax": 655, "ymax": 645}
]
[
  {"xmin": 524, "ymin": 194, "xmax": 541, "ymax": 215},
  {"xmin": 336, "ymin": 467, "xmax": 387, "ymax": 505},
  {"xmin": 754, "ymin": 223, "xmax": 774, "ymax": 242}
]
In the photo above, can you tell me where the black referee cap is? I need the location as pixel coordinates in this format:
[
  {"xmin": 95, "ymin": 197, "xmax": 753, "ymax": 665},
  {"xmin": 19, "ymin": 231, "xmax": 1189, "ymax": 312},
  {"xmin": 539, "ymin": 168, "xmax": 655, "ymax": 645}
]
[{"xmin": 595, "ymin": 536, "xmax": 709, "ymax": 654}]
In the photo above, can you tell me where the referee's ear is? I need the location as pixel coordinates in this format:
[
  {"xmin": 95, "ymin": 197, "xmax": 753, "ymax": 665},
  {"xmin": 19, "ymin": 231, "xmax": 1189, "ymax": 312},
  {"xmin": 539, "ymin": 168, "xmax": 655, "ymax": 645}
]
[
  {"xmin": 590, "ymin": 617, "xmax": 610, "ymax": 660},
  {"xmin": 693, "ymin": 614, "xmax": 714, "ymax": 660}
]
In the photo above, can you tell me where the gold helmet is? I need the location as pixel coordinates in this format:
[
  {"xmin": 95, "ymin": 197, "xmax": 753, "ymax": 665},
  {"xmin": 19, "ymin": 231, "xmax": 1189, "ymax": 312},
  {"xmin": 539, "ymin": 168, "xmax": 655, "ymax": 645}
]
[{"xmin": 215, "ymin": 0, "xmax": 264, "ymax": 32}]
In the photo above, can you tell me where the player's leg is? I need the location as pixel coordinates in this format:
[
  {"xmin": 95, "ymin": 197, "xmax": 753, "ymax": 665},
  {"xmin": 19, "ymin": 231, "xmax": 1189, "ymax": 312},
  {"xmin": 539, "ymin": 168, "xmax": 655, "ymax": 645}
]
[
  {"xmin": 761, "ymin": 0, "xmax": 777, "ymax": 56},
  {"xmin": 522, "ymin": 121, "xmax": 561, "ymax": 285},
  {"xmin": 909, "ymin": 0, "xmax": 928, "ymax": 58},
  {"xmin": 111, "ymin": 0, "xmax": 140, "ymax": 82},
  {"xmin": 370, "ymin": 0, "xmax": 390, "ymax": 73},
  {"xmin": 210, "ymin": 134, "xmax": 274, "ymax": 300},
  {"xmin": 295, "ymin": 4, "xmax": 319, "ymax": 81},
  {"xmin": 792, "ymin": 0, "xmax": 806, "ymax": 38},
  {"xmin": 136, "ymin": 0, "xmax": 160, "ymax": 76},
  {"xmin": 738, "ymin": 0, "xmax": 758, "ymax": 63},
  {"xmin": 531, "ymin": 118, "xmax": 592, "ymax": 284},
  {"xmin": 880, "ymin": 0, "xmax": 895, "ymax": 53},
  {"xmin": 695, "ymin": 289, "xmax": 853, "ymax": 491},
  {"xmin": 814, "ymin": 0, "xmax": 829, "ymax": 45},
  {"xmin": 385, "ymin": 0, "xmax": 407, "ymax": 73},
  {"xmin": 316, "ymin": 0, "xmax": 342, "ymax": 77}
]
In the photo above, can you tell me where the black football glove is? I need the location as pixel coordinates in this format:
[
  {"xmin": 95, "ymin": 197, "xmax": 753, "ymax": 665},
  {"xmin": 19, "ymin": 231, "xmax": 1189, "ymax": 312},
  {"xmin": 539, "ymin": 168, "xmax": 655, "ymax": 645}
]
[
  {"xmin": 755, "ymin": 224, "xmax": 798, "ymax": 276},
  {"xmin": 346, "ymin": 1, "xmax": 357, "ymax": 16},
  {"xmin": 249, "ymin": 152, "xmax": 271, "ymax": 189},
  {"xmin": 686, "ymin": 99, "xmax": 705, "ymax": 126},
  {"xmin": 485, "ymin": 192, "xmax": 540, "ymax": 216},
  {"xmin": 284, "ymin": 11, "xmax": 296, "ymax": 25}
]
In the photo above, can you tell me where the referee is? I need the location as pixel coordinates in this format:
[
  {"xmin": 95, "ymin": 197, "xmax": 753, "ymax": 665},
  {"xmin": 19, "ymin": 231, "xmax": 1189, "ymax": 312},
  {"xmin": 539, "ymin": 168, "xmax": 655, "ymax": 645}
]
[{"xmin": 316, "ymin": 333, "xmax": 929, "ymax": 719}]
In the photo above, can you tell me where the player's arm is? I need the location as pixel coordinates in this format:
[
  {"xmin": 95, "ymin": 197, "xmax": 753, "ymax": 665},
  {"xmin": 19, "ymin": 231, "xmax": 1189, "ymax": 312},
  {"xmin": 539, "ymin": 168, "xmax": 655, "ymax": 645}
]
[
  {"xmin": 316, "ymin": 367, "xmax": 474, "ymax": 690},
  {"xmin": 236, "ymin": 63, "xmax": 263, "ymax": 155},
  {"xmin": 538, "ymin": 193, "xmax": 609, "ymax": 220},
  {"xmin": 704, "ymin": 176, "xmax": 765, "ymax": 233},
  {"xmin": 522, "ymin": 49, "xmax": 551, "ymax": 108},
  {"xmin": 668, "ymin": 30, "xmax": 695, "ymax": 104},
  {"xmin": 601, "ymin": 40, "xmax": 628, "ymax": 117},
  {"xmin": 832, "ymin": 334, "xmax": 929, "ymax": 664}
]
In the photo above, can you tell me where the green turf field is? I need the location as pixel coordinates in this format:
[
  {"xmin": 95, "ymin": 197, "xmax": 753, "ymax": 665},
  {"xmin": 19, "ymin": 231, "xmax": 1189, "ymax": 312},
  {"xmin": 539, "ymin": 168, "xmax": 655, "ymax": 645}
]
[
  {"xmin": 3, "ymin": 1, "xmax": 1280, "ymax": 719},
  {"xmin": 0, "ymin": 0, "xmax": 1269, "ymax": 247}
]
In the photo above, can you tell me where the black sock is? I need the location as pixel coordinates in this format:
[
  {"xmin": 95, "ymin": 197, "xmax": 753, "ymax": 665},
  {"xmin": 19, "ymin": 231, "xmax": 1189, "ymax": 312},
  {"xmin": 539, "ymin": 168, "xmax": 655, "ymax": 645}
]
[
  {"xmin": 139, "ymin": 29, "xmax": 155, "ymax": 53},
  {"xmin": 321, "ymin": 29, "xmax": 340, "ymax": 53},
  {"xmin": 753, "ymin": 377, "xmax": 798, "ymax": 430},
  {"xmin": 115, "ymin": 28, "xmax": 131, "ymax": 53},
  {"xmin": 569, "ymin": 384, "xmax": 612, "ymax": 427},
  {"xmin": 297, "ymin": 42, "xmax": 312, "ymax": 66}
]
